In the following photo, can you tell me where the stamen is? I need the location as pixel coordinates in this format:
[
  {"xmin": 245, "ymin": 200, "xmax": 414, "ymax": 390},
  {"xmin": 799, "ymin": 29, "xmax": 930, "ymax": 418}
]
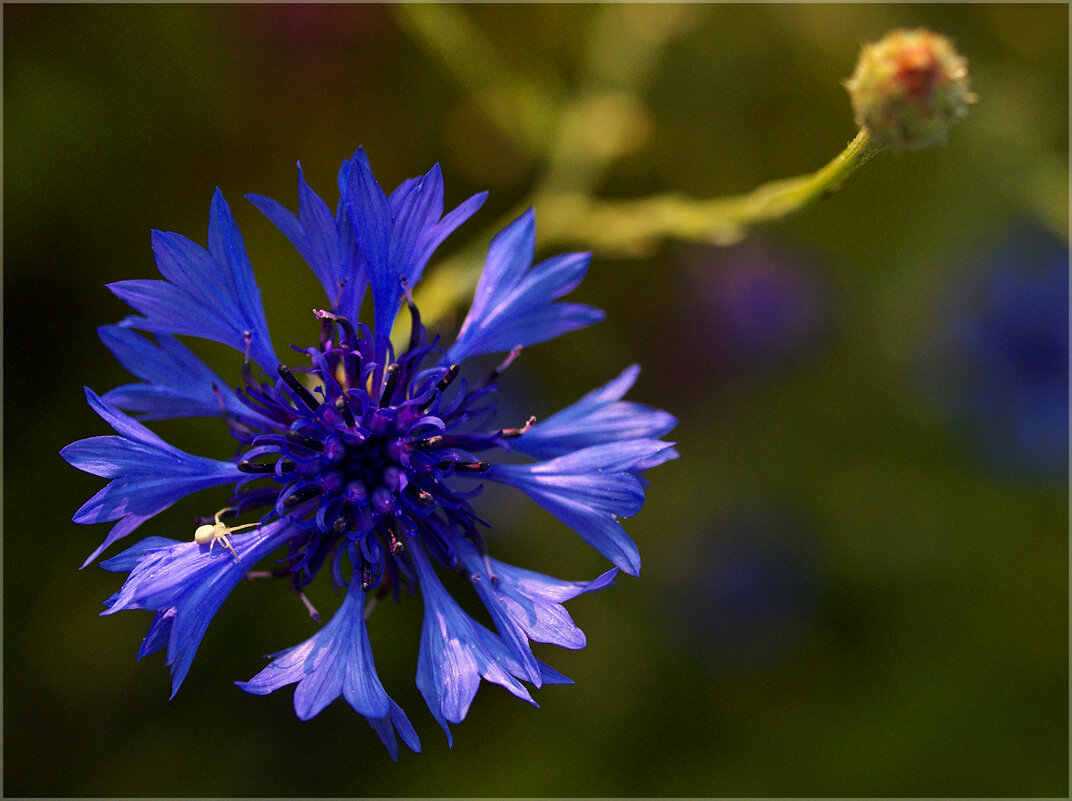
[
  {"xmin": 241, "ymin": 331, "xmax": 258, "ymax": 391},
  {"xmin": 212, "ymin": 383, "xmax": 258, "ymax": 437},
  {"xmin": 334, "ymin": 395, "xmax": 355, "ymax": 427},
  {"xmin": 407, "ymin": 434, "xmax": 443, "ymax": 450},
  {"xmin": 314, "ymin": 309, "xmax": 356, "ymax": 342},
  {"xmin": 282, "ymin": 484, "xmax": 322, "ymax": 511},
  {"xmin": 296, "ymin": 590, "xmax": 320, "ymax": 622},
  {"xmin": 319, "ymin": 315, "xmax": 334, "ymax": 350},
  {"xmin": 483, "ymin": 345, "xmax": 522, "ymax": 387},
  {"xmin": 277, "ymin": 364, "xmax": 320, "ymax": 413},
  {"xmin": 434, "ymin": 363, "xmax": 460, "ymax": 394},
  {"xmin": 237, "ymin": 460, "xmax": 278, "ymax": 474},
  {"xmin": 411, "ymin": 487, "xmax": 435, "ymax": 507},
  {"xmin": 439, "ymin": 460, "xmax": 490, "ymax": 472},
  {"xmin": 331, "ymin": 503, "xmax": 352, "ymax": 534},
  {"xmin": 228, "ymin": 486, "xmax": 281, "ymax": 512},
  {"xmin": 401, "ymin": 278, "xmax": 424, "ymax": 352},
  {"xmin": 499, "ymin": 415, "xmax": 537, "ymax": 439},
  {"xmin": 384, "ymin": 518, "xmax": 406, "ymax": 555},
  {"xmin": 483, "ymin": 551, "xmax": 498, "ymax": 584},
  {"xmin": 285, "ymin": 431, "xmax": 324, "ymax": 451},
  {"xmin": 379, "ymin": 363, "xmax": 400, "ymax": 408},
  {"xmin": 342, "ymin": 349, "xmax": 361, "ymax": 390}
]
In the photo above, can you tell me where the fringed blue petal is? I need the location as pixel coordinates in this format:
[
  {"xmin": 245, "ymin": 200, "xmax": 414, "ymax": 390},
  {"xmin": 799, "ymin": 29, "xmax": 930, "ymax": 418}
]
[
  {"xmin": 457, "ymin": 538, "xmax": 617, "ymax": 686},
  {"xmin": 483, "ymin": 440, "xmax": 675, "ymax": 576},
  {"xmin": 412, "ymin": 542, "xmax": 535, "ymax": 745},
  {"xmin": 247, "ymin": 159, "xmax": 367, "ymax": 321},
  {"xmin": 108, "ymin": 189, "xmax": 278, "ymax": 372},
  {"xmin": 513, "ymin": 364, "xmax": 679, "ymax": 459},
  {"xmin": 99, "ymin": 536, "xmax": 178, "ymax": 573},
  {"xmin": 136, "ymin": 608, "xmax": 176, "ymax": 659},
  {"xmin": 447, "ymin": 210, "xmax": 604, "ymax": 363},
  {"xmin": 103, "ymin": 521, "xmax": 295, "ymax": 696},
  {"xmin": 60, "ymin": 389, "xmax": 242, "ymax": 564},
  {"xmin": 368, "ymin": 700, "xmax": 422, "ymax": 760},
  {"xmin": 345, "ymin": 148, "xmax": 486, "ymax": 340},
  {"xmin": 236, "ymin": 576, "xmax": 418, "ymax": 759},
  {"xmin": 98, "ymin": 326, "xmax": 273, "ymax": 426},
  {"xmin": 80, "ymin": 513, "xmax": 155, "ymax": 571}
]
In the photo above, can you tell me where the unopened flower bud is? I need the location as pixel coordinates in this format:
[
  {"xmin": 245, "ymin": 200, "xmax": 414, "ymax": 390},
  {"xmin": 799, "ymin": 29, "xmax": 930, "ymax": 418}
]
[{"xmin": 844, "ymin": 29, "xmax": 976, "ymax": 150}]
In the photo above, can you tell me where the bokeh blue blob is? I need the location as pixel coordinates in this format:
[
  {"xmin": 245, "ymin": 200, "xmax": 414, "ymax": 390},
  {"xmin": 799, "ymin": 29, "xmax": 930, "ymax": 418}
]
[
  {"xmin": 680, "ymin": 241, "xmax": 828, "ymax": 383},
  {"xmin": 665, "ymin": 503, "xmax": 823, "ymax": 672},
  {"xmin": 929, "ymin": 222, "xmax": 1068, "ymax": 480}
]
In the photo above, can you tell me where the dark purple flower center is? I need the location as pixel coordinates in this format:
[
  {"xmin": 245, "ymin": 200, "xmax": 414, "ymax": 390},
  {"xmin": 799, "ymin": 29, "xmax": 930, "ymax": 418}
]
[{"xmin": 221, "ymin": 305, "xmax": 506, "ymax": 597}]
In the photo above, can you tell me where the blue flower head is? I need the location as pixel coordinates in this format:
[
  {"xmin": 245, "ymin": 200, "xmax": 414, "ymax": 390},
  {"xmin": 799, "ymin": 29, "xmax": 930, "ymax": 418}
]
[{"xmin": 62, "ymin": 148, "xmax": 677, "ymax": 757}]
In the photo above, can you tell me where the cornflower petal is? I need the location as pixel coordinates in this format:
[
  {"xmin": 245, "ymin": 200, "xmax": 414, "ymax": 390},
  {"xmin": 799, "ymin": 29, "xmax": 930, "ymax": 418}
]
[
  {"xmin": 446, "ymin": 209, "xmax": 605, "ymax": 364},
  {"xmin": 108, "ymin": 189, "xmax": 278, "ymax": 371},
  {"xmin": 247, "ymin": 160, "xmax": 367, "ymax": 321},
  {"xmin": 136, "ymin": 608, "xmax": 177, "ymax": 659},
  {"xmin": 484, "ymin": 440, "xmax": 675, "ymax": 576},
  {"xmin": 512, "ymin": 364, "xmax": 679, "ymax": 459},
  {"xmin": 345, "ymin": 148, "xmax": 487, "ymax": 339},
  {"xmin": 81, "ymin": 513, "xmax": 155, "ymax": 572},
  {"xmin": 61, "ymin": 389, "xmax": 242, "ymax": 563},
  {"xmin": 96, "ymin": 542, "xmax": 180, "ymax": 660},
  {"xmin": 457, "ymin": 537, "xmax": 617, "ymax": 685},
  {"xmin": 411, "ymin": 542, "xmax": 536, "ymax": 745},
  {"xmin": 98, "ymin": 325, "xmax": 273, "ymax": 427},
  {"xmin": 237, "ymin": 577, "xmax": 420, "ymax": 759},
  {"xmin": 367, "ymin": 701, "xmax": 422, "ymax": 761},
  {"xmin": 102, "ymin": 520, "xmax": 295, "ymax": 696},
  {"xmin": 631, "ymin": 444, "xmax": 681, "ymax": 471}
]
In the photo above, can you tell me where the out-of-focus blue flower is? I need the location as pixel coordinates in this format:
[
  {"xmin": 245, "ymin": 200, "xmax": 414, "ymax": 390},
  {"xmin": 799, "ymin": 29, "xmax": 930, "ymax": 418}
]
[
  {"xmin": 929, "ymin": 223, "xmax": 1068, "ymax": 480},
  {"xmin": 680, "ymin": 242, "xmax": 825, "ymax": 380},
  {"xmin": 61, "ymin": 148, "xmax": 677, "ymax": 757},
  {"xmin": 665, "ymin": 505, "xmax": 821, "ymax": 671}
]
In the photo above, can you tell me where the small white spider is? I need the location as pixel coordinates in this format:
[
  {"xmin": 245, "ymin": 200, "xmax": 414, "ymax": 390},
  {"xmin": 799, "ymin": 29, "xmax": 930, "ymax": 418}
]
[{"xmin": 193, "ymin": 508, "xmax": 259, "ymax": 560}]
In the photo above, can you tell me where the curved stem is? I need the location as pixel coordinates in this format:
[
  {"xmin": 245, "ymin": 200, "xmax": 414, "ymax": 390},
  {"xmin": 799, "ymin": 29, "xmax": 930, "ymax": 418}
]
[{"xmin": 535, "ymin": 128, "xmax": 883, "ymax": 254}]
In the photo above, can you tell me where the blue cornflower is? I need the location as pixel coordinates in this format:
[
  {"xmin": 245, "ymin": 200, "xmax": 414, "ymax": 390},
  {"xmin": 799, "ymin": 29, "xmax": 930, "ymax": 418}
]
[{"xmin": 62, "ymin": 149, "xmax": 677, "ymax": 757}]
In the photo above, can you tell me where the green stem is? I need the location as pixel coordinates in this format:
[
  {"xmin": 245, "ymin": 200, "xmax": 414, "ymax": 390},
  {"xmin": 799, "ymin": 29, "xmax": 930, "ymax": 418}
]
[{"xmin": 534, "ymin": 128, "xmax": 883, "ymax": 253}]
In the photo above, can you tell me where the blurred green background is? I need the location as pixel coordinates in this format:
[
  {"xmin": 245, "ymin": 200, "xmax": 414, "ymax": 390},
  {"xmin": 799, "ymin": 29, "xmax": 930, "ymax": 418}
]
[{"xmin": 4, "ymin": 4, "xmax": 1067, "ymax": 797}]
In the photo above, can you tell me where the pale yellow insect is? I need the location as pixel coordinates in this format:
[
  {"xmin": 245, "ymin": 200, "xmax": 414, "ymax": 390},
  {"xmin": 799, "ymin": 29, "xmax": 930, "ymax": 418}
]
[{"xmin": 193, "ymin": 508, "xmax": 259, "ymax": 560}]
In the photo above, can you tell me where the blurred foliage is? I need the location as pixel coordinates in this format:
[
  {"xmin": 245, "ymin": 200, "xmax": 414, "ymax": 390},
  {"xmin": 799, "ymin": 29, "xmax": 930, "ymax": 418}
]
[{"xmin": 4, "ymin": 4, "xmax": 1067, "ymax": 797}]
